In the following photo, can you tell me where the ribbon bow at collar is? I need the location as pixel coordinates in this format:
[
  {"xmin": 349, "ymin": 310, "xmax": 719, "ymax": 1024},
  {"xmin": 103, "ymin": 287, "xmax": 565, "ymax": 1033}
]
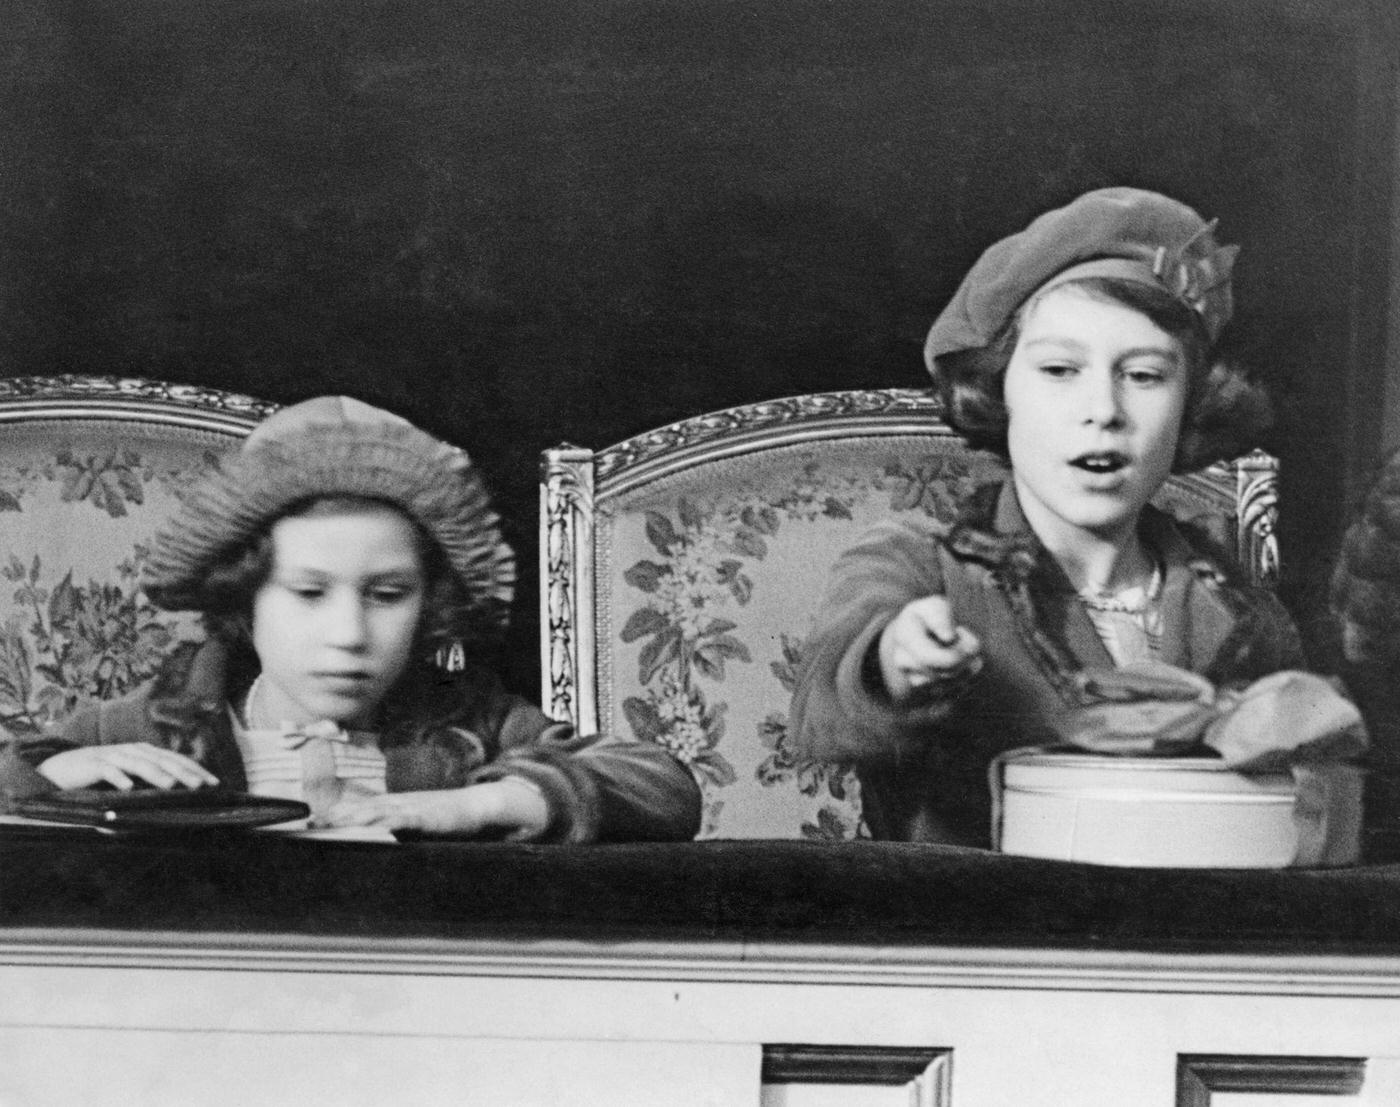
[
  {"xmin": 244, "ymin": 677, "xmax": 373, "ymax": 750},
  {"xmin": 275, "ymin": 718, "xmax": 358, "ymax": 750}
]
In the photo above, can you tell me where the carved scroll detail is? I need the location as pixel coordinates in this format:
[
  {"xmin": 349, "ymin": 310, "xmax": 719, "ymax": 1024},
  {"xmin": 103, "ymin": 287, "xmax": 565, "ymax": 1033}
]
[
  {"xmin": 539, "ymin": 446, "xmax": 596, "ymax": 731},
  {"xmin": 1233, "ymin": 449, "xmax": 1280, "ymax": 587},
  {"xmin": 0, "ymin": 375, "xmax": 277, "ymax": 423},
  {"xmin": 594, "ymin": 388, "xmax": 944, "ymax": 482}
]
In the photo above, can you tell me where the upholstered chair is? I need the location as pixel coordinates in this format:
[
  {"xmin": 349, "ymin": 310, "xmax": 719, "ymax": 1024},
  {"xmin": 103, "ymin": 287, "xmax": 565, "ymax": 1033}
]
[
  {"xmin": 540, "ymin": 388, "xmax": 1279, "ymax": 839},
  {"xmin": 0, "ymin": 376, "xmax": 273, "ymax": 741}
]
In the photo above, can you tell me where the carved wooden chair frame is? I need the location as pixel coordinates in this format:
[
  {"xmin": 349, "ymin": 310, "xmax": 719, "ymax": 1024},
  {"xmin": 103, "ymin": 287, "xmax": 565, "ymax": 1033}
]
[
  {"xmin": 540, "ymin": 387, "xmax": 1280, "ymax": 732},
  {"xmin": 0, "ymin": 374, "xmax": 276, "ymax": 437}
]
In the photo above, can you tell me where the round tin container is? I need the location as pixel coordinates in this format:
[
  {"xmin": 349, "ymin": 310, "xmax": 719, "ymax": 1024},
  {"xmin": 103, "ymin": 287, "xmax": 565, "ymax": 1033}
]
[{"xmin": 997, "ymin": 751, "xmax": 1298, "ymax": 868}]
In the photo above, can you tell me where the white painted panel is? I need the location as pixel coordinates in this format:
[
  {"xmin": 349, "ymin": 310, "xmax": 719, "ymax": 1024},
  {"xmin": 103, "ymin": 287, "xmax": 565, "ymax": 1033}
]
[
  {"xmin": 6, "ymin": 943, "xmax": 1400, "ymax": 1107},
  {"xmin": 0, "ymin": 1030, "xmax": 759, "ymax": 1107},
  {"xmin": 761, "ymin": 1084, "xmax": 909, "ymax": 1107},
  {"xmin": 1361, "ymin": 1060, "xmax": 1400, "ymax": 1106},
  {"xmin": 1212, "ymin": 1098, "xmax": 1357, "ymax": 1107}
]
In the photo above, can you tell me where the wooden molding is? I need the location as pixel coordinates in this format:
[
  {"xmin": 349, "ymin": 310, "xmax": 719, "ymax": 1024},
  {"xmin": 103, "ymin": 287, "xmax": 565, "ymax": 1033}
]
[
  {"xmin": 539, "ymin": 444, "xmax": 597, "ymax": 730},
  {"xmin": 5, "ymin": 930, "xmax": 1400, "ymax": 1000},
  {"xmin": 591, "ymin": 387, "xmax": 953, "ymax": 490},
  {"xmin": 763, "ymin": 1044, "xmax": 952, "ymax": 1103},
  {"xmin": 0, "ymin": 374, "xmax": 275, "ymax": 434},
  {"xmin": 1176, "ymin": 1054, "xmax": 1367, "ymax": 1105}
]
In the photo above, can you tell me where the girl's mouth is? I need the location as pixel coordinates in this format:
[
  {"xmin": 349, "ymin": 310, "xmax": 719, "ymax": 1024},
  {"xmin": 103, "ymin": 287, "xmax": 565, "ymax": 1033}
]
[
  {"xmin": 316, "ymin": 672, "xmax": 373, "ymax": 692},
  {"xmin": 1071, "ymin": 451, "xmax": 1129, "ymax": 474}
]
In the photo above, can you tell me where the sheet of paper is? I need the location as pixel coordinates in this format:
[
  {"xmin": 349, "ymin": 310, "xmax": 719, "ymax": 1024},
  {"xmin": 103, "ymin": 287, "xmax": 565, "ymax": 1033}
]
[{"xmin": 255, "ymin": 822, "xmax": 400, "ymax": 843}]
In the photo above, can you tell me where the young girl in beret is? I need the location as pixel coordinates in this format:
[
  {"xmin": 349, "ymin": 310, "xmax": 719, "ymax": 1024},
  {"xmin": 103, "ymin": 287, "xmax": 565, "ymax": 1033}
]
[
  {"xmin": 789, "ymin": 187, "xmax": 1362, "ymax": 849},
  {"xmin": 0, "ymin": 396, "xmax": 701, "ymax": 841}
]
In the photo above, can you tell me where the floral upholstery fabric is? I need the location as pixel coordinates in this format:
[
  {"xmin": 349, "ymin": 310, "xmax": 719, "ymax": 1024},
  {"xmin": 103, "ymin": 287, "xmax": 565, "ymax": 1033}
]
[
  {"xmin": 597, "ymin": 435, "xmax": 1006, "ymax": 839},
  {"xmin": 597, "ymin": 434, "xmax": 1260, "ymax": 840},
  {"xmin": 0, "ymin": 420, "xmax": 243, "ymax": 740}
]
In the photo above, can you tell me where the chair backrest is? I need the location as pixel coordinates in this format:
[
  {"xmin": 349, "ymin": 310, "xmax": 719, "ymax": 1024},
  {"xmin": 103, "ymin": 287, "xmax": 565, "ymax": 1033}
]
[
  {"xmin": 0, "ymin": 376, "xmax": 274, "ymax": 739},
  {"xmin": 541, "ymin": 388, "xmax": 1280, "ymax": 840}
]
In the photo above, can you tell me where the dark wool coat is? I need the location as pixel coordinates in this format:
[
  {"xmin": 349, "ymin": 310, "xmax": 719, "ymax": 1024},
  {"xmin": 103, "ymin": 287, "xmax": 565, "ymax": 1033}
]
[
  {"xmin": 789, "ymin": 480, "xmax": 1308, "ymax": 846},
  {"xmin": 0, "ymin": 640, "xmax": 701, "ymax": 843}
]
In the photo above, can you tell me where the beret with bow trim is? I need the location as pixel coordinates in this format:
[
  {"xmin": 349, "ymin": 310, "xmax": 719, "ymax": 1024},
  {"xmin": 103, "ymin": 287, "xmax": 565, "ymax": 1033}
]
[
  {"xmin": 924, "ymin": 187, "xmax": 1238, "ymax": 373},
  {"xmin": 143, "ymin": 396, "xmax": 515, "ymax": 635}
]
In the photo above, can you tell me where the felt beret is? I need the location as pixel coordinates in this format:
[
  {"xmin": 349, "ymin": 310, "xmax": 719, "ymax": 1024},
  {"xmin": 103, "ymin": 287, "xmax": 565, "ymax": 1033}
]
[
  {"xmin": 144, "ymin": 396, "xmax": 515, "ymax": 631},
  {"xmin": 924, "ymin": 187, "xmax": 1239, "ymax": 371}
]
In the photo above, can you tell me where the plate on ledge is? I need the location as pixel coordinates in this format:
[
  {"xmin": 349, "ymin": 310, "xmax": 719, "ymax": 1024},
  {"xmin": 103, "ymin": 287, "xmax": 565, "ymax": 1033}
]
[{"xmin": 9, "ymin": 788, "xmax": 311, "ymax": 833}]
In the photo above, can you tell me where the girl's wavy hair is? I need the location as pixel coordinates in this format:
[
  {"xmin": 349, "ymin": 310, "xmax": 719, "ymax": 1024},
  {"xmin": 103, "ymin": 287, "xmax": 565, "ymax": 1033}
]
[
  {"xmin": 191, "ymin": 494, "xmax": 502, "ymax": 738},
  {"xmin": 932, "ymin": 276, "xmax": 1272, "ymax": 473}
]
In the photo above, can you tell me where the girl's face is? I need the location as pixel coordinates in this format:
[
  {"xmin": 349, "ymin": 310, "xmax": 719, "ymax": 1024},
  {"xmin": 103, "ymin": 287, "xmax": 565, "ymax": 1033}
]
[
  {"xmin": 1003, "ymin": 284, "xmax": 1189, "ymax": 547},
  {"xmin": 251, "ymin": 502, "xmax": 426, "ymax": 729}
]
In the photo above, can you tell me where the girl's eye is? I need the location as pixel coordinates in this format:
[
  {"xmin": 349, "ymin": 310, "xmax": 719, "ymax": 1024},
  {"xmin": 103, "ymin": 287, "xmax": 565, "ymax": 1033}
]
[
  {"xmin": 1123, "ymin": 365, "xmax": 1169, "ymax": 386},
  {"xmin": 1038, "ymin": 361, "xmax": 1077, "ymax": 378},
  {"xmin": 368, "ymin": 585, "xmax": 416, "ymax": 605},
  {"xmin": 287, "ymin": 585, "xmax": 325, "ymax": 601}
]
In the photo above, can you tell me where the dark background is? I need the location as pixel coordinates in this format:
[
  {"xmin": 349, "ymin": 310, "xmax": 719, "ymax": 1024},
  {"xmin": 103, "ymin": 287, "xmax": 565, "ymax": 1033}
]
[{"xmin": 2, "ymin": 0, "xmax": 1395, "ymax": 696}]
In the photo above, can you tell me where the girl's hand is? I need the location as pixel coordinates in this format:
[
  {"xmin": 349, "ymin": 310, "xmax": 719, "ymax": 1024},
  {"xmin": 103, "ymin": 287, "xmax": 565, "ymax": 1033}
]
[
  {"xmin": 321, "ymin": 778, "xmax": 551, "ymax": 839},
  {"xmin": 38, "ymin": 743, "xmax": 219, "ymax": 792},
  {"xmin": 878, "ymin": 595, "xmax": 983, "ymax": 701}
]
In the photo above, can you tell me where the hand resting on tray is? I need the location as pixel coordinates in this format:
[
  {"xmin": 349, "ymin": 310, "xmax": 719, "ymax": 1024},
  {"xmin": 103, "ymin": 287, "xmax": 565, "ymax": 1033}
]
[{"xmin": 37, "ymin": 742, "xmax": 220, "ymax": 793}]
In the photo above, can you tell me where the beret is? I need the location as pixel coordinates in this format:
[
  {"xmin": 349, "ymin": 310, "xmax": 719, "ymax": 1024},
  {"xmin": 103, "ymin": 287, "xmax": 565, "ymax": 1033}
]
[
  {"xmin": 144, "ymin": 396, "xmax": 515, "ymax": 632},
  {"xmin": 924, "ymin": 187, "xmax": 1239, "ymax": 371}
]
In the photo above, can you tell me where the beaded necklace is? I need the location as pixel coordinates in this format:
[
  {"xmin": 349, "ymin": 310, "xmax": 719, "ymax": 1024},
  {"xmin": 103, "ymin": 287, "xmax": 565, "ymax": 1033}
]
[
  {"xmin": 1077, "ymin": 558, "xmax": 1164, "ymax": 613},
  {"xmin": 1077, "ymin": 557, "xmax": 1165, "ymax": 666}
]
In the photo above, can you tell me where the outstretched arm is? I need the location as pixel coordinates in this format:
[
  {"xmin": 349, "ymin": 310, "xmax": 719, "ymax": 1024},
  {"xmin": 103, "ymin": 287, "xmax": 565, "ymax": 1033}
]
[
  {"xmin": 789, "ymin": 520, "xmax": 981, "ymax": 765},
  {"xmin": 328, "ymin": 695, "xmax": 702, "ymax": 842}
]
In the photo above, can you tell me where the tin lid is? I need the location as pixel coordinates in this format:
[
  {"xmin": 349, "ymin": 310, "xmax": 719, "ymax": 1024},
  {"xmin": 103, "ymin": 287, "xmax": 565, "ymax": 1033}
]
[{"xmin": 1000, "ymin": 751, "xmax": 1294, "ymax": 798}]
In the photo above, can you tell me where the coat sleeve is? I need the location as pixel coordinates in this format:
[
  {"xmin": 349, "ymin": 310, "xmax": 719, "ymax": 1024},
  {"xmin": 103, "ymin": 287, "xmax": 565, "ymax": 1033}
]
[
  {"xmin": 0, "ymin": 742, "xmax": 61, "ymax": 809},
  {"xmin": 1206, "ymin": 579, "xmax": 1311, "ymax": 686},
  {"xmin": 0, "ymin": 648, "xmax": 231, "ymax": 810},
  {"xmin": 465, "ymin": 692, "xmax": 703, "ymax": 843},
  {"xmin": 0, "ymin": 701, "xmax": 106, "ymax": 810},
  {"xmin": 788, "ymin": 519, "xmax": 978, "ymax": 765}
]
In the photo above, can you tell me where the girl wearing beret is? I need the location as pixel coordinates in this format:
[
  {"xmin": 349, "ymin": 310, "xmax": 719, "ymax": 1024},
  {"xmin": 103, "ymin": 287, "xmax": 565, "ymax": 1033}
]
[
  {"xmin": 0, "ymin": 397, "xmax": 701, "ymax": 841},
  {"xmin": 789, "ymin": 187, "xmax": 1358, "ymax": 848}
]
